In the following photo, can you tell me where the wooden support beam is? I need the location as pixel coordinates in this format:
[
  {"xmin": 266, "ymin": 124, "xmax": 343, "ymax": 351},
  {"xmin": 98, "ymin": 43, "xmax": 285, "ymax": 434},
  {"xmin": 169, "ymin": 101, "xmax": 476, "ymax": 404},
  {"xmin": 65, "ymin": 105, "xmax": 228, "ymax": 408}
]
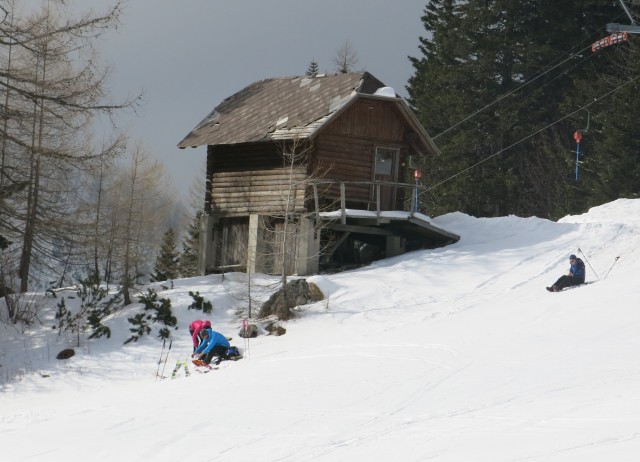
[
  {"xmin": 328, "ymin": 223, "xmax": 395, "ymax": 236},
  {"xmin": 340, "ymin": 182, "xmax": 346, "ymax": 224},
  {"xmin": 376, "ymin": 184, "xmax": 381, "ymax": 224},
  {"xmin": 313, "ymin": 183, "xmax": 320, "ymax": 222}
]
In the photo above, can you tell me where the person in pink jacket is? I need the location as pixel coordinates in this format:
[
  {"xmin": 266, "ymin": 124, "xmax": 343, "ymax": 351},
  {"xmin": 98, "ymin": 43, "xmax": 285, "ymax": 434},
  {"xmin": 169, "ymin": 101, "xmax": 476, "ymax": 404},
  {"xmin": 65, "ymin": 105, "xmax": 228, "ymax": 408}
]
[{"xmin": 188, "ymin": 320, "xmax": 211, "ymax": 352}]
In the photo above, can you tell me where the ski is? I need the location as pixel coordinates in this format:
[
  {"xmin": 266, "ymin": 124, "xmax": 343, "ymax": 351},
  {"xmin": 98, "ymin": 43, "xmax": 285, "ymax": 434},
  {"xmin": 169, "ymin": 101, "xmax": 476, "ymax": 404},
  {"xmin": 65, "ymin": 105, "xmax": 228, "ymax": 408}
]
[
  {"xmin": 192, "ymin": 358, "xmax": 218, "ymax": 370},
  {"xmin": 170, "ymin": 359, "xmax": 191, "ymax": 379},
  {"xmin": 546, "ymin": 281, "xmax": 595, "ymax": 292},
  {"xmin": 195, "ymin": 367, "xmax": 217, "ymax": 373},
  {"xmin": 170, "ymin": 360, "xmax": 183, "ymax": 379},
  {"xmin": 191, "ymin": 359, "xmax": 218, "ymax": 373}
]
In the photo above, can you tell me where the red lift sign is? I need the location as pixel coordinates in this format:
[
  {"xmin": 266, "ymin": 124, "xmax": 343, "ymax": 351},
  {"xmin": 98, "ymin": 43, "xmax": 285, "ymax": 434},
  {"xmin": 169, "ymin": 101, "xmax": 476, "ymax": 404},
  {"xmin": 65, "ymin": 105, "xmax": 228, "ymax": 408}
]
[{"xmin": 592, "ymin": 32, "xmax": 629, "ymax": 52}]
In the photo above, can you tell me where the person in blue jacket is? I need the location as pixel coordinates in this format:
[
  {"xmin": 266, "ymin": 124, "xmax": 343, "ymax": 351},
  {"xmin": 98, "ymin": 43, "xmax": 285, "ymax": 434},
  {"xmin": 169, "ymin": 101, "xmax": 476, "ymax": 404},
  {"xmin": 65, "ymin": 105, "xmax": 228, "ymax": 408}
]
[
  {"xmin": 192, "ymin": 326, "xmax": 230, "ymax": 365},
  {"xmin": 547, "ymin": 254, "xmax": 586, "ymax": 292}
]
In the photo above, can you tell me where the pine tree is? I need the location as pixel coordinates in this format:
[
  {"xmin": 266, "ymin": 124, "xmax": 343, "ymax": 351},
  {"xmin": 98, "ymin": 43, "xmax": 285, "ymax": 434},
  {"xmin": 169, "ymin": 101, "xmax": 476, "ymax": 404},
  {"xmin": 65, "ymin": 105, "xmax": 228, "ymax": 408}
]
[
  {"xmin": 306, "ymin": 60, "xmax": 319, "ymax": 77},
  {"xmin": 152, "ymin": 228, "xmax": 179, "ymax": 282},
  {"xmin": 179, "ymin": 210, "xmax": 201, "ymax": 278},
  {"xmin": 559, "ymin": 1, "xmax": 640, "ymax": 208},
  {"xmin": 407, "ymin": 0, "xmax": 628, "ymax": 219}
]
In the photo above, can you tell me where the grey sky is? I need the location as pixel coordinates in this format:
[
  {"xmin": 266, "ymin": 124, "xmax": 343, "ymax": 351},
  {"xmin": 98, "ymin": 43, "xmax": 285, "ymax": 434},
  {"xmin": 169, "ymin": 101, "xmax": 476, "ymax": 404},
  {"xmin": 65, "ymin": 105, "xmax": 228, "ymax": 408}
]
[{"xmin": 93, "ymin": 0, "xmax": 428, "ymax": 200}]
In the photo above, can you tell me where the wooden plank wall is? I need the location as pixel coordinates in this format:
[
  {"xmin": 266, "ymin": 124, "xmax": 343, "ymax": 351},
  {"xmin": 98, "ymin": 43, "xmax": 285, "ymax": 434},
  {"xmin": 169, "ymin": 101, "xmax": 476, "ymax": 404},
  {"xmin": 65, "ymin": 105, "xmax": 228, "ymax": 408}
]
[
  {"xmin": 210, "ymin": 168, "xmax": 307, "ymax": 216},
  {"xmin": 211, "ymin": 216, "xmax": 300, "ymax": 275},
  {"xmin": 314, "ymin": 134, "xmax": 373, "ymax": 207},
  {"xmin": 314, "ymin": 99, "xmax": 409, "ymax": 209},
  {"xmin": 207, "ymin": 143, "xmax": 307, "ymax": 217},
  {"xmin": 204, "ymin": 99, "xmax": 414, "ymax": 216},
  {"xmin": 326, "ymin": 98, "xmax": 406, "ymax": 141},
  {"xmin": 214, "ymin": 216, "xmax": 248, "ymax": 269}
]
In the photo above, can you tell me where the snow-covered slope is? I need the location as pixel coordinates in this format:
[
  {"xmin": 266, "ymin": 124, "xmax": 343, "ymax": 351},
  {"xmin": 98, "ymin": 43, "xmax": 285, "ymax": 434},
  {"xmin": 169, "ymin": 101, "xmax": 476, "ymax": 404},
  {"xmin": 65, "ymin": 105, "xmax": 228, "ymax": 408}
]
[{"xmin": 2, "ymin": 199, "xmax": 639, "ymax": 461}]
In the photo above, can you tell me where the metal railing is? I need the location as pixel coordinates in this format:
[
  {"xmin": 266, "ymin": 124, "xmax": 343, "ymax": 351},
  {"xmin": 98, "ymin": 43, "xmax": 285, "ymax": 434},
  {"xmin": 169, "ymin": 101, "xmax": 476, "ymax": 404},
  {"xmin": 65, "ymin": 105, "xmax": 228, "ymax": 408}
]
[{"xmin": 307, "ymin": 179, "xmax": 428, "ymax": 224}]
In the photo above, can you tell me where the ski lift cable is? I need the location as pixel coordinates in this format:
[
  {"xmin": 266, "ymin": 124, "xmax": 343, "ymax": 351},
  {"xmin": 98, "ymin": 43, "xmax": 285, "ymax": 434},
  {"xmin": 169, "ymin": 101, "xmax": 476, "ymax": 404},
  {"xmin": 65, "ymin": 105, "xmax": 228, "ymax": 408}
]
[
  {"xmin": 420, "ymin": 73, "xmax": 640, "ymax": 197},
  {"xmin": 436, "ymin": 50, "xmax": 598, "ymax": 155},
  {"xmin": 432, "ymin": 44, "xmax": 594, "ymax": 141},
  {"xmin": 455, "ymin": 28, "xmax": 630, "ymax": 149},
  {"xmin": 432, "ymin": 10, "xmax": 632, "ymax": 142}
]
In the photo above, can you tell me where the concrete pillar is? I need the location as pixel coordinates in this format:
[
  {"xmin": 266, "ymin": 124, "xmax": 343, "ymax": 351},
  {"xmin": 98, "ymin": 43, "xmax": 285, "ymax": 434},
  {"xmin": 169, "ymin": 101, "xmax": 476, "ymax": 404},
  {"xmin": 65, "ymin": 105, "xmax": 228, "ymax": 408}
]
[
  {"xmin": 247, "ymin": 214, "xmax": 265, "ymax": 274},
  {"xmin": 198, "ymin": 214, "xmax": 216, "ymax": 275},
  {"xmin": 385, "ymin": 235, "xmax": 404, "ymax": 259},
  {"xmin": 296, "ymin": 216, "xmax": 320, "ymax": 275}
]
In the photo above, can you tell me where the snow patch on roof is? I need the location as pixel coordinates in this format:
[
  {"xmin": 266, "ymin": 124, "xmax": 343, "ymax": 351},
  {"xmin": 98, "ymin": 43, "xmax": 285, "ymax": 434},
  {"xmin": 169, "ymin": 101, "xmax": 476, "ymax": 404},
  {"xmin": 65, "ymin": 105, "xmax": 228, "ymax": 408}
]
[{"xmin": 373, "ymin": 86, "xmax": 397, "ymax": 98}]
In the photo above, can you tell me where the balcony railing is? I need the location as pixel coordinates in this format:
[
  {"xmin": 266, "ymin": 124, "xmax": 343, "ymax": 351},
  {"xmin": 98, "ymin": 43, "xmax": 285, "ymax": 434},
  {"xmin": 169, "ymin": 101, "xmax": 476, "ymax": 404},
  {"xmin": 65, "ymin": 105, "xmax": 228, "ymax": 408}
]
[{"xmin": 307, "ymin": 179, "xmax": 428, "ymax": 224}]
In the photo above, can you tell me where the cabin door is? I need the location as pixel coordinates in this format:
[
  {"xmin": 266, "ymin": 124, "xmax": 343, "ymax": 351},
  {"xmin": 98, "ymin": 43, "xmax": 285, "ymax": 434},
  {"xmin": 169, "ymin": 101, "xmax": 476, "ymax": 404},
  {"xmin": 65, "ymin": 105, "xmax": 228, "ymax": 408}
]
[{"xmin": 373, "ymin": 147, "xmax": 399, "ymax": 210}]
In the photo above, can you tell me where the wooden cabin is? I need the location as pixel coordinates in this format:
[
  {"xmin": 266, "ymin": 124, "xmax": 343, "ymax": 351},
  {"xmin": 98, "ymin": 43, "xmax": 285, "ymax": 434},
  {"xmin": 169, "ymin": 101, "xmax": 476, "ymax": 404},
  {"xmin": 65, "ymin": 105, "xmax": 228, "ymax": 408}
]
[{"xmin": 178, "ymin": 72, "xmax": 459, "ymax": 275}]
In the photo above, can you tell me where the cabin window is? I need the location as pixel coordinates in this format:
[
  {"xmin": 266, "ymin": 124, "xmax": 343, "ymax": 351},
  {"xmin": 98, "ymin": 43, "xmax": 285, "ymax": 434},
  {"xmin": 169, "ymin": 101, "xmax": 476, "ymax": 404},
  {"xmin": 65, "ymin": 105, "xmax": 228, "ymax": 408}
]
[{"xmin": 374, "ymin": 147, "xmax": 398, "ymax": 176}]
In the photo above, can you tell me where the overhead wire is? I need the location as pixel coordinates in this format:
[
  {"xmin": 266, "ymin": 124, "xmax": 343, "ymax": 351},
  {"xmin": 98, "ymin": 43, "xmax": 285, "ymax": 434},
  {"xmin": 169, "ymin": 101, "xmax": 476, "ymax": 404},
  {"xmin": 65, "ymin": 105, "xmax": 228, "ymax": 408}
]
[
  {"xmin": 416, "ymin": 11, "xmax": 637, "ymax": 198},
  {"xmin": 420, "ymin": 72, "xmax": 640, "ymax": 196},
  {"xmin": 433, "ymin": 46, "xmax": 598, "ymax": 158},
  {"xmin": 432, "ymin": 44, "xmax": 593, "ymax": 141},
  {"xmin": 432, "ymin": 11, "xmax": 630, "ymax": 142}
]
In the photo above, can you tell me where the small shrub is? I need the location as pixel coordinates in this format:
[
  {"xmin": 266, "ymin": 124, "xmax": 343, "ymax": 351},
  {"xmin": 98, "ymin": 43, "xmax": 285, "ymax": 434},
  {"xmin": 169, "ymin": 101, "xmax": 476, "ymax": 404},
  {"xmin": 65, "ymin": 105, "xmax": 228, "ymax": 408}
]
[
  {"xmin": 52, "ymin": 276, "xmax": 121, "ymax": 340},
  {"xmin": 125, "ymin": 312, "xmax": 152, "ymax": 344},
  {"xmin": 54, "ymin": 298, "xmax": 73, "ymax": 333},
  {"xmin": 125, "ymin": 289, "xmax": 177, "ymax": 343},
  {"xmin": 188, "ymin": 291, "xmax": 213, "ymax": 313}
]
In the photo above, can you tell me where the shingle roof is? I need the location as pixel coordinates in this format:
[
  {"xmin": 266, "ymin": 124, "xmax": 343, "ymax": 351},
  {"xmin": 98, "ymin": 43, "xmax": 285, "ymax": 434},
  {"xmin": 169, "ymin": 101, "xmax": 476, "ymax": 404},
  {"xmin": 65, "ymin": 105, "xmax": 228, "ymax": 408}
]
[
  {"xmin": 177, "ymin": 72, "xmax": 440, "ymax": 156},
  {"xmin": 178, "ymin": 72, "xmax": 384, "ymax": 148}
]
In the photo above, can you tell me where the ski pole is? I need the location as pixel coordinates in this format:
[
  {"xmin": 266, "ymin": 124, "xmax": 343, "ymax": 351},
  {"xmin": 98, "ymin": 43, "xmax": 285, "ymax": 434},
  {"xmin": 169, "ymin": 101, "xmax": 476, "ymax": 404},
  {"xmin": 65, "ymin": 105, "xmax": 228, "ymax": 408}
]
[
  {"xmin": 159, "ymin": 339, "xmax": 172, "ymax": 380},
  {"xmin": 155, "ymin": 339, "xmax": 166, "ymax": 380},
  {"xmin": 603, "ymin": 256, "xmax": 620, "ymax": 280},
  {"xmin": 577, "ymin": 248, "xmax": 600, "ymax": 280}
]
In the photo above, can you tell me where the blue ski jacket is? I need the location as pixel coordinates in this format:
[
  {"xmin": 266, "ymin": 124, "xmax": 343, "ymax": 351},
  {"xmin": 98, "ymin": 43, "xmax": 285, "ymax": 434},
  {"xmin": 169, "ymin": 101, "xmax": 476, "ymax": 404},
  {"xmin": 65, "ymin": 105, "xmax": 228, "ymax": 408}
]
[
  {"xmin": 195, "ymin": 328, "xmax": 230, "ymax": 354},
  {"xmin": 570, "ymin": 258, "xmax": 586, "ymax": 282}
]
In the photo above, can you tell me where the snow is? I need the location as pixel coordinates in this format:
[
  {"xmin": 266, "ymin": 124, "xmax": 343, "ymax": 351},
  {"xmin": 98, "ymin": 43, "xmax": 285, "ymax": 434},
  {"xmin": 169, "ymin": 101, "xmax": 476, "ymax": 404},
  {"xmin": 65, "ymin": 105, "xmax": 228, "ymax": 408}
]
[
  {"xmin": 320, "ymin": 209, "xmax": 431, "ymax": 220},
  {"xmin": 373, "ymin": 86, "xmax": 397, "ymax": 98},
  {"xmin": 2, "ymin": 198, "xmax": 640, "ymax": 461}
]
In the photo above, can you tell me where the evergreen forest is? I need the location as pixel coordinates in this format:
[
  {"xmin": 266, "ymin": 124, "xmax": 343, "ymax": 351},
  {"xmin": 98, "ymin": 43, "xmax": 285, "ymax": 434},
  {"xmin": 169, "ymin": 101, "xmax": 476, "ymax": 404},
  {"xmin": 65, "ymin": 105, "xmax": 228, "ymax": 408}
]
[{"xmin": 407, "ymin": 0, "xmax": 640, "ymax": 219}]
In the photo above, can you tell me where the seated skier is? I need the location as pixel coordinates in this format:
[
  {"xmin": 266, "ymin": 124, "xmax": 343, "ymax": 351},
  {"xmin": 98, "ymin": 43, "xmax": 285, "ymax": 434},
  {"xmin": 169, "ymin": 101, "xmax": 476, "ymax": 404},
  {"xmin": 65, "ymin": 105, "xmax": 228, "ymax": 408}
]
[
  {"xmin": 547, "ymin": 254, "xmax": 585, "ymax": 292},
  {"xmin": 192, "ymin": 326, "xmax": 230, "ymax": 365}
]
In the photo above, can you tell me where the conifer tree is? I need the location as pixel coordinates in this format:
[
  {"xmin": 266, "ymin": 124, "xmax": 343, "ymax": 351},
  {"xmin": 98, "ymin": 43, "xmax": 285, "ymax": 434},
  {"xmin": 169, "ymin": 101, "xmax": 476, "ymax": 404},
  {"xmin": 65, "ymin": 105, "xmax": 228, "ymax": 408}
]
[
  {"xmin": 407, "ymin": 0, "xmax": 631, "ymax": 219},
  {"xmin": 306, "ymin": 60, "xmax": 319, "ymax": 77},
  {"xmin": 559, "ymin": 2, "xmax": 640, "ymax": 209},
  {"xmin": 152, "ymin": 228, "xmax": 179, "ymax": 282},
  {"xmin": 179, "ymin": 210, "xmax": 201, "ymax": 278}
]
